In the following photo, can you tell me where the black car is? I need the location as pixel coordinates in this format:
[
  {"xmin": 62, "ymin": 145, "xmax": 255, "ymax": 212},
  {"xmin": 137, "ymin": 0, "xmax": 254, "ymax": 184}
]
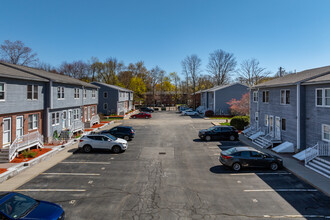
[
  {"xmin": 140, "ymin": 107, "xmax": 154, "ymax": 113},
  {"xmin": 100, "ymin": 126, "xmax": 135, "ymax": 141},
  {"xmin": 198, "ymin": 126, "xmax": 238, "ymax": 141},
  {"xmin": 219, "ymin": 147, "xmax": 283, "ymax": 171}
]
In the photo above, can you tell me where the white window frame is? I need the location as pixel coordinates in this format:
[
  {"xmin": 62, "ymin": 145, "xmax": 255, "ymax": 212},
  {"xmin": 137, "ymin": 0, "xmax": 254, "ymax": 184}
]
[
  {"xmin": 262, "ymin": 90, "xmax": 269, "ymax": 103},
  {"xmin": 74, "ymin": 88, "xmax": 80, "ymax": 99},
  {"xmin": 265, "ymin": 114, "xmax": 268, "ymax": 126},
  {"xmin": 280, "ymin": 89, "xmax": 290, "ymax": 105},
  {"xmin": 28, "ymin": 114, "xmax": 39, "ymax": 130},
  {"xmin": 84, "ymin": 89, "xmax": 87, "ymax": 99},
  {"xmin": 92, "ymin": 106, "xmax": 95, "ymax": 115},
  {"xmin": 322, "ymin": 124, "xmax": 330, "ymax": 142},
  {"xmin": 3, "ymin": 117, "xmax": 11, "ymax": 146},
  {"xmin": 27, "ymin": 85, "xmax": 38, "ymax": 100},
  {"xmin": 104, "ymin": 92, "xmax": 108, "ymax": 98},
  {"xmin": 316, "ymin": 88, "xmax": 330, "ymax": 107},
  {"xmin": 0, "ymin": 82, "xmax": 5, "ymax": 101},
  {"xmin": 92, "ymin": 89, "xmax": 96, "ymax": 98},
  {"xmin": 253, "ymin": 91, "xmax": 258, "ymax": 103},
  {"xmin": 52, "ymin": 113, "xmax": 59, "ymax": 126},
  {"xmin": 73, "ymin": 109, "xmax": 80, "ymax": 120},
  {"xmin": 104, "ymin": 103, "xmax": 108, "ymax": 110},
  {"xmin": 57, "ymin": 87, "xmax": 65, "ymax": 99}
]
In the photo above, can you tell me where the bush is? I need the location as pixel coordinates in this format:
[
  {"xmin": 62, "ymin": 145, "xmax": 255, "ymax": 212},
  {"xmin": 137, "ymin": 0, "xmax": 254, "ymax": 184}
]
[
  {"xmin": 205, "ymin": 110, "xmax": 214, "ymax": 117},
  {"xmin": 161, "ymin": 107, "xmax": 166, "ymax": 111},
  {"xmin": 230, "ymin": 116, "xmax": 250, "ymax": 130},
  {"xmin": 22, "ymin": 150, "xmax": 38, "ymax": 158}
]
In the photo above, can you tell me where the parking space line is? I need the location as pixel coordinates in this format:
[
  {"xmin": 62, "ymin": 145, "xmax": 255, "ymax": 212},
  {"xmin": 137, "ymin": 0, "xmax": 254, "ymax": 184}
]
[
  {"xmin": 230, "ymin": 173, "xmax": 291, "ymax": 176},
  {"xmin": 244, "ymin": 189, "xmax": 317, "ymax": 192},
  {"xmin": 13, "ymin": 189, "xmax": 86, "ymax": 192},
  {"xmin": 42, "ymin": 173, "xmax": 100, "ymax": 176},
  {"xmin": 61, "ymin": 162, "xmax": 111, "ymax": 164}
]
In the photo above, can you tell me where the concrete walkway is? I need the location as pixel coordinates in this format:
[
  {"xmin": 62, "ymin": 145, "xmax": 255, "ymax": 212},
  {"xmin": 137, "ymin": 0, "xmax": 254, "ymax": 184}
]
[{"xmin": 239, "ymin": 134, "xmax": 330, "ymax": 196}]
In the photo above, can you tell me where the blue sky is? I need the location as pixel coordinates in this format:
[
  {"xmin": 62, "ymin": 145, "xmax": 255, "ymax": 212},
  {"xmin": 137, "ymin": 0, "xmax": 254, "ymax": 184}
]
[{"xmin": 1, "ymin": 0, "xmax": 330, "ymax": 78}]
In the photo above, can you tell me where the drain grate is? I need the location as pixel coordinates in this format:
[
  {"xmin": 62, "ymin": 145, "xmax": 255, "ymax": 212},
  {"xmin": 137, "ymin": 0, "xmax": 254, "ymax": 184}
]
[{"xmin": 159, "ymin": 152, "xmax": 166, "ymax": 155}]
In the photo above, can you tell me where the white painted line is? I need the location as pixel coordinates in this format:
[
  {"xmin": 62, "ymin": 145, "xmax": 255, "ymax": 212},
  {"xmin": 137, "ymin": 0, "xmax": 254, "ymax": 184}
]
[
  {"xmin": 252, "ymin": 199, "xmax": 258, "ymax": 203},
  {"xmin": 42, "ymin": 173, "xmax": 100, "ymax": 176},
  {"xmin": 61, "ymin": 162, "xmax": 111, "ymax": 164},
  {"xmin": 230, "ymin": 173, "xmax": 291, "ymax": 176},
  {"xmin": 244, "ymin": 189, "xmax": 317, "ymax": 192},
  {"xmin": 14, "ymin": 189, "xmax": 86, "ymax": 192},
  {"xmin": 213, "ymin": 153, "xmax": 219, "ymax": 156},
  {"xmin": 237, "ymin": 181, "xmax": 242, "ymax": 184},
  {"xmin": 88, "ymin": 180, "xmax": 93, "ymax": 184}
]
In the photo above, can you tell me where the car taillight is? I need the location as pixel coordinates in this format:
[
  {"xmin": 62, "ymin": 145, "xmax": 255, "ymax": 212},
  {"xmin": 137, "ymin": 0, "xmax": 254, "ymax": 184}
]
[
  {"xmin": 79, "ymin": 140, "xmax": 84, "ymax": 142},
  {"xmin": 222, "ymin": 154, "xmax": 232, "ymax": 159}
]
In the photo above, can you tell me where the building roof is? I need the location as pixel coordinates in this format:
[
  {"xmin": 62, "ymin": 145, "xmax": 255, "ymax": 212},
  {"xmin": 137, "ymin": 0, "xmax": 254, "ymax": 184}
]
[
  {"xmin": 1, "ymin": 62, "xmax": 98, "ymax": 88},
  {"xmin": 91, "ymin": 82, "xmax": 133, "ymax": 92},
  {"xmin": 253, "ymin": 65, "xmax": 330, "ymax": 88},
  {"xmin": 302, "ymin": 74, "xmax": 330, "ymax": 85},
  {"xmin": 201, "ymin": 83, "xmax": 248, "ymax": 93},
  {"xmin": 0, "ymin": 63, "xmax": 48, "ymax": 82}
]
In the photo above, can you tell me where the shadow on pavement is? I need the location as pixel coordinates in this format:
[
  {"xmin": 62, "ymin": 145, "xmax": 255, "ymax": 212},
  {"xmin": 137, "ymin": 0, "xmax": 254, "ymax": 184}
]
[{"xmin": 72, "ymin": 148, "xmax": 123, "ymax": 155}]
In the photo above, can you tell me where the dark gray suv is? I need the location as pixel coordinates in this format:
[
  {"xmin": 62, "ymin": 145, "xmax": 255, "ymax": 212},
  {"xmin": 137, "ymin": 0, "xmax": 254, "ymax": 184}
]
[{"xmin": 219, "ymin": 147, "xmax": 283, "ymax": 171}]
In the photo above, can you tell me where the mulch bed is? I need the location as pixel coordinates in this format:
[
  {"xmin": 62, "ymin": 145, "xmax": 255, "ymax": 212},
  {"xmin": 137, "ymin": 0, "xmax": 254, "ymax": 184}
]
[
  {"xmin": 11, "ymin": 148, "xmax": 52, "ymax": 163},
  {"xmin": 0, "ymin": 169, "xmax": 7, "ymax": 174}
]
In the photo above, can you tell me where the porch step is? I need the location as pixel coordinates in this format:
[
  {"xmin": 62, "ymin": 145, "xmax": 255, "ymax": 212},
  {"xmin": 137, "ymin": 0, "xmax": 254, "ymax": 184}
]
[
  {"xmin": 249, "ymin": 131, "xmax": 264, "ymax": 141},
  {"xmin": 253, "ymin": 136, "xmax": 272, "ymax": 149},
  {"xmin": 306, "ymin": 157, "xmax": 330, "ymax": 178},
  {"xmin": 273, "ymin": 141, "xmax": 294, "ymax": 153},
  {"xmin": 293, "ymin": 149, "xmax": 307, "ymax": 161}
]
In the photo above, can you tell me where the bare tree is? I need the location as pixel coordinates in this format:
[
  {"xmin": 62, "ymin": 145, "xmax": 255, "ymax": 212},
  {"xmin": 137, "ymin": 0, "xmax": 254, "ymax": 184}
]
[
  {"xmin": 149, "ymin": 66, "xmax": 162, "ymax": 106},
  {"xmin": 170, "ymin": 72, "xmax": 180, "ymax": 104},
  {"xmin": 182, "ymin": 55, "xmax": 201, "ymax": 109},
  {"xmin": 94, "ymin": 58, "xmax": 123, "ymax": 85},
  {"xmin": 0, "ymin": 40, "xmax": 38, "ymax": 65},
  {"xmin": 207, "ymin": 49, "xmax": 236, "ymax": 85},
  {"xmin": 58, "ymin": 60, "xmax": 89, "ymax": 79},
  {"xmin": 236, "ymin": 59, "xmax": 270, "ymax": 87}
]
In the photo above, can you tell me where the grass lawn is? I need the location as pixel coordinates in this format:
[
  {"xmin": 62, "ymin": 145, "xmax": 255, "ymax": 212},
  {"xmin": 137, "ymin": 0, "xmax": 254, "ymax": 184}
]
[
  {"xmin": 220, "ymin": 122, "xmax": 231, "ymax": 126},
  {"xmin": 210, "ymin": 117, "xmax": 232, "ymax": 120}
]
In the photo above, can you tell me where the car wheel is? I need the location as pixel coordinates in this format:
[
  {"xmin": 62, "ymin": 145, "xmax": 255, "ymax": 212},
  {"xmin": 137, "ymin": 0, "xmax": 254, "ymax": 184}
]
[
  {"xmin": 112, "ymin": 145, "xmax": 121, "ymax": 154},
  {"xmin": 123, "ymin": 135, "xmax": 130, "ymax": 141},
  {"xmin": 270, "ymin": 162, "xmax": 279, "ymax": 171},
  {"xmin": 232, "ymin": 162, "xmax": 241, "ymax": 171},
  {"xmin": 229, "ymin": 135, "xmax": 235, "ymax": 141},
  {"xmin": 83, "ymin": 145, "xmax": 92, "ymax": 153},
  {"xmin": 205, "ymin": 136, "xmax": 211, "ymax": 141},
  {"xmin": 133, "ymin": 116, "xmax": 136, "ymax": 119}
]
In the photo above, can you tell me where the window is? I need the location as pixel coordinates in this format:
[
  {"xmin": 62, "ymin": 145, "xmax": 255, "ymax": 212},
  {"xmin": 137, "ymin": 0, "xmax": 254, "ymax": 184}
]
[
  {"xmin": 250, "ymin": 151, "xmax": 262, "ymax": 158},
  {"xmin": 56, "ymin": 112, "xmax": 60, "ymax": 124},
  {"xmin": 280, "ymin": 90, "xmax": 290, "ymax": 104},
  {"xmin": 92, "ymin": 106, "xmax": 95, "ymax": 115},
  {"xmin": 28, "ymin": 114, "xmax": 39, "ymax": 130},
  {"xmin": 316, "ymin": 88, "xmax": 330, "ymax": 107},
  {"xmin": 73, "ymin": 109, "xmax": 79, "ymax": 120},
  {"xmin": 326, "ymin": 89, "xmax": 330, "ymax": 106},
  {"xmin": 92, "ymin": 89, "xmax": 96, "ymax": 98},
  {"xmin": 253, "ymin": 91, "xmax": 258, "ymax": 102},
  {"xmin": 316, "ymin": 89, "xmax": 323, "ymax": 106},
  {"xmin": 104, "ymin": 92, "xmax": 108, "ymax": 98},
  {"xmin": 104, "ymin": 103, "xmax": 108, "ymax": 110},
  {"xmin": 0, "ymin": 83, "xmax": 5, "ymax": 100},
  {"xmin": 262, "ymin": 91, "xmax": 269, "ymax": 103},
  {"xmin": 265, "ymin": 114, "xmax": 268, "ymax": 126},
  {"xmin": 74, "ymin": 88, "xmax": 80, "ymax": 99},
  {"xmin": 57, "ymin": 87, "xmax": 64, "ymax": 99},
  {"xmin": 281, "ymin": 118, "xmax": 286, "ymax": 131},
  {"xmin": 27, "ymin": 85, "xmax": 38, "ymax": 100},
  {"xmin": 322, "ymin": 124, "xmax": 330, "ymax": 142},
  {"xmin": 255, "ymin": 112, "xmax": 259, "ymax": 122},
  {"xmin": 52, "ymin": 113, "xmax": 59, "ymax": 126},
  {"xmin": 84, "ymin": 89, "xmax": 87, "ymax": 99}
]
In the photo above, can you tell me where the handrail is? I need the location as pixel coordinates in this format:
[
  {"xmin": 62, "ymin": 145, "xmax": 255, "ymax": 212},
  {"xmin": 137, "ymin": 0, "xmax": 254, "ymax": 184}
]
[
  {"xmin": 305, "ymin": 143, "xmax": 319, "ymax": 165},
  {"xmin": 68, "ymin": 120, "xmax": 85, "ymax": 133},
  {"xmin": 9, "ymin": 131, "xmax": 44, "ymax": 161},
  {"xmin": 91, "ymin": 114, "xmax": 100, "ymax": 125}
]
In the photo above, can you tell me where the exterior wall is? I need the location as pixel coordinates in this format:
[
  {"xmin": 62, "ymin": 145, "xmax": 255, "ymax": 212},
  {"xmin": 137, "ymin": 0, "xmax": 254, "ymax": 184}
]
[
  {"xmin": 0, "ymin": 110, "xmax": 43, "ymax": 148},
  {"xmin": 207, "ymin": 92, "xmax": 214, "ymax": 110},
  {"xmin": 214, "ymin": 84, "xmax": 249, "ymax": 115},
  {"xmin": 83, "ymin": 88, "xmax": 98, "ymax": 106},
  {"xmin": 0, "ymin": 78, "xmax": 45, "ymax": 114},
  {"xmin": 304, "ymin": 84, "xmax": 330, "ymax": 148},
  {"xmin": 81, "ymin": 104, "xmax": 98, "ymax": 123},
  {"xmin": 96, "ymin": 85, "xmax": 118, "ymax": 115}
]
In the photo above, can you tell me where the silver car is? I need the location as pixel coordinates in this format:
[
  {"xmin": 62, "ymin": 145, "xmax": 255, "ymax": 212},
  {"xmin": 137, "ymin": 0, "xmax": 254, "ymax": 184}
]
[{"xmin": 78, "ymin": 134, "xmax": 128, "ymax": 153}]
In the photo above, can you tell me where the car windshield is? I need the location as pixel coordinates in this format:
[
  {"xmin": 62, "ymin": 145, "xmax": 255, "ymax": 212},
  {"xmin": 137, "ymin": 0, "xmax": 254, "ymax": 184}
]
[
  {"xmin": 0, "ymin": 194, "xmax": 39, "ymax": 219},
  {"xmin": 223, "ymin": 147, "xmax": 237, "ymax": 155},
  {"xmin": 207, "ymin": 127, "xmax": 216, "ymax": 131},
  {"xmin": 104, "ymin": 134, "xmax": 117, "ymax": 140}
]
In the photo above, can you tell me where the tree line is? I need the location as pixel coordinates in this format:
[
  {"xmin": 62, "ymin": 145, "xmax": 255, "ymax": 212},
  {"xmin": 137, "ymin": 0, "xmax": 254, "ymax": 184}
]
[{"xmin": 0, "ymin": 40, "xmax": 293, "ymax": 106}]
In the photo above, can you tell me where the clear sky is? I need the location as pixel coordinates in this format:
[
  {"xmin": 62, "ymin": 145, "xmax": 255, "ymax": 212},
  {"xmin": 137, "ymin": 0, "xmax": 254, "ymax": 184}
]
[{"xmin": 1, "ymin": 0, "xmax": 330, "ymax": 78}]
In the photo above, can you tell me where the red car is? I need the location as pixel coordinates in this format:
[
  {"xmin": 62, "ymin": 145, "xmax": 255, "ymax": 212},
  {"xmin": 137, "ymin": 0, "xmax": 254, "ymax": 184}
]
[{"xmin": 131, "ymin": 112, "xmax": 152, "ymax": 119}]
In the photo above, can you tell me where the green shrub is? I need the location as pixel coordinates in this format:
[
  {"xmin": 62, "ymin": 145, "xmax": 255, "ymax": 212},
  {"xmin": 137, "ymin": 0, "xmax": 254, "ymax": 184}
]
[
  {"xmin": 230, "ymin": 116, "xmax": 250, "ymax": 130},
  {"xmin": 22, "ymin": 150, "xmax": 38, "ymax": 158},
  {"xmin": 161, "ymin": 107, "xmax": 166, "ymax": 111},
  {"xmin": 205, "ymin": 110, "xmax": 214, "ymax": 117}
]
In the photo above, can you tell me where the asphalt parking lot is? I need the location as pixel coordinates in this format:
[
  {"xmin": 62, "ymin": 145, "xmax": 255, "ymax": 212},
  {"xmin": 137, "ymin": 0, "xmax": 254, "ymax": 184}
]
[{"xmin": 14, "ymin": 111, "xmax": 330, "ymax": 219}]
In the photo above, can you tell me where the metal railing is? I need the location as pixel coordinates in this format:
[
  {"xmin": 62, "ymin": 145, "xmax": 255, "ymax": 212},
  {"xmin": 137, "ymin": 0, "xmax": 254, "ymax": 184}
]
[
  {"xmin": 69, "ymin": 120, "xmax": 84, "ymax": 133},
  {"xmin": 305, "ymin": 141, "xmax": 330, "ymax": 165},
  {"xmin": 9, "ymin": 131, "xmax": 44, "ymax": 161},
  {"xmin": 91, "ymin": 114, "xmax": 100, "ymax": 125}
]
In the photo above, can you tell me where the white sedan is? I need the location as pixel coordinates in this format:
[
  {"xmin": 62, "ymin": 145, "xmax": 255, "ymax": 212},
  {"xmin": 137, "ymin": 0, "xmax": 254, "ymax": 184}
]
[{"xmin": 181, "ymin": 109, "xmax": 199, "ymax": 116}]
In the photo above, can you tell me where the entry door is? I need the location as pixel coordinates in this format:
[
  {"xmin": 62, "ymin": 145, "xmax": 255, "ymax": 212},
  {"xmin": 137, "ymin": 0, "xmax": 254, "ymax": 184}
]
[
  {"xmin": 3, "ymin": 118, "xmax": 11, "ymax": 146},
  {"xmin": 84, "ymin": 107, "xmax": 87, "ymax": 122},
  {"xmin": 275, "ymin": 117, "xmax": 281, "ymax": 140},
  {"xmin": 68, "ymin": 110, "xmax": 72, "ymax": 127},
  {"xmin": 62, "ymin": 111, "xmax": 67, "ymax": 129},
  {"xmin": 16, "ymin": 116, "xmax": 24, "ymax": 138},
  {"xmin": 269, "ymin": 116, "xmax": 274, "ymax": 137},
  {"xmin": 88, "ymin": 106, "xmax": 91, "ymax": 121}
]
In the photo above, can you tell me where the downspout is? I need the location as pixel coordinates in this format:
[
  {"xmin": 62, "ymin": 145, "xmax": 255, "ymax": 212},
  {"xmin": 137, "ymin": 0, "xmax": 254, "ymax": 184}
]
[
  {"xmin": 47, "ymin": 80, "xmax": 53, "ymax": 141},
  {"xmin": 213, "ymin": 91, "xmax": 216, "ymax": 113},
  {"xmin": 296, "ymin": 83, "xmax": 301, "ymax": 150}
]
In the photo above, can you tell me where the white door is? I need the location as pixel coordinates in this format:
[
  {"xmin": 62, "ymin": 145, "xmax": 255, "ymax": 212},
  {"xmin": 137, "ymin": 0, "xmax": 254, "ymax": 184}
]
[
  {"xmin": 269, "ymin": 116, "xmax": 274, "ymax": 137},
  {"xmin": 275, "ymin": 117, "xmax": 281, "ymax": 140},
  {"xmin": 88, "ymin": 106, "xmax": 91, "ymax": 121},
  {"xmin": 68, "ymin": 110, "xmax": 72, "ymax": 127},
  {"xmin": 62, "ymin": 111, "xmax": 67, "ymax": 129},
  {"xmin": 3, "ymin": 118, "xmax": 11, "ymax": 146},
  {"xmin": 16, "ymin": 116, "xmax": 23, "ymax": 138},
  {"xmin": 84, "ymin": 107, "xmax": 87, "ymax": 122}
]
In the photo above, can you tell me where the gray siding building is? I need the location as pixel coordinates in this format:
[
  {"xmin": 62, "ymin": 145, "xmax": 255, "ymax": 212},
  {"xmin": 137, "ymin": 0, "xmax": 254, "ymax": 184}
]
[
  {"xmin": 91, "ymin": 82, "xmax": 133, "ymax": 115},
  {"xmin": 200, "ymin": 83, "xmax": 249, "ymax": 115}
]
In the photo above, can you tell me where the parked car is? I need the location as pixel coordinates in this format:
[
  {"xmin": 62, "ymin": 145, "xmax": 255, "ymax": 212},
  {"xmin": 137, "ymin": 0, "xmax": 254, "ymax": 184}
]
[
  {"xmin": 0, "ymin": 192, "xmax": 64, "ymax": 220},
  {"xmin": 100, "ymin": 126, "xmax": 135, "ymax": 141},
  {"xmin": 140, "ymin": 107, "xmax": 154, "ymax": 113},
  {"xmin": 131, "ymin": 112, "xmax": 152, "ymax": 119},
  {"xmin": 199, "ymin": 126, "xmax": 238, "ymax": 141},
  {"xmin": 219, "ymin": 147, "xmax": 283, "ymax": 171},
  {"xmin": 178, "ymin": 106, "xmax": 190, "ymax": 113},
  {"xmin": 181, "ymin": 109, "xmax": 199, "ymax": 116},
  {"xmin": 78, "ymin": 134, "xmax": 127, "ymax": 153}
]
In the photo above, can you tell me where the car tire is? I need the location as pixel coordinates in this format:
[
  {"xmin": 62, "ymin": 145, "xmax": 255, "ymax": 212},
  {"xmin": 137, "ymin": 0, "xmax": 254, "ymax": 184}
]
[
  {"xmin": 123, "ymin": 135, "xmax": 130, "ymax": 141},
  {"xmin": 270, "ymin": 162, "xmax": 279, "ymax": 171},
  {"xmin": 112, "ymin": 145, "xmax": 121, "ymax": 154},
  {"xmin": 205, "ymin": 136, "xmax": 211, "ymax": 141},
  {"xmin": 232, "ymin": 162, "xmax": 241, "ymax": 171},
  {"xmin": 133, "ymin": 116, "xmax": 136, "ymax": 119},
  {"xmin": 83, "ymin": 145, "xmax": 92, "ymax": 153},
  {"xmin": 229, "ymin": 135, "xmax": 235, "ymax": 141}
]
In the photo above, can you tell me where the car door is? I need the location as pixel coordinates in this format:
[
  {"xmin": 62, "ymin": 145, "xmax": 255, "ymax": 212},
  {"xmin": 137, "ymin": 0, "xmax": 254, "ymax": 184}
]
[
  {"xmin": 238, "ymin": 151, "xmax": 251, "ymax": 167},
  {"xmin": 249, "ymin": 151, "xmax": 265, "ymax": 167},
  {"xmin": 100, "ymin": 135, "xmax": 113, "ymax": 150},
  {"xmin": 91, "ymin": 136, "xmax": 106, "ymax": 149},
  {"xmin": 220, "ymin": 127, "xmax": 231, "ymax": 140}
]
